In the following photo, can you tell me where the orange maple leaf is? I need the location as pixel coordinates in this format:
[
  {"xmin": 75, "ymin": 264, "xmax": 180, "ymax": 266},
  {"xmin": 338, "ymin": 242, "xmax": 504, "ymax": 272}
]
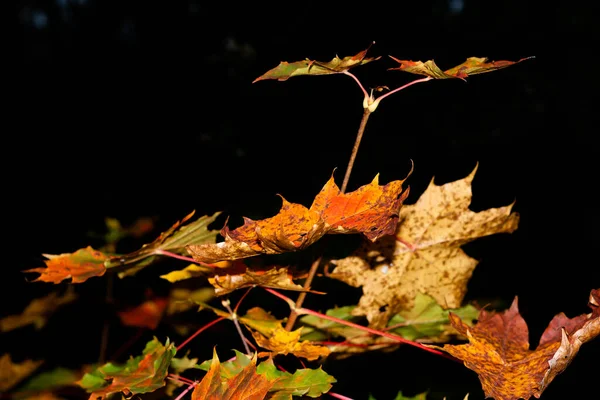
[
  {"xmin": 117, "ymin": 297, "xmax": 169, "ymax": 330},
  {"xmin": 187, "ymin": 174, "xmax": 409, "ymax": 263},
  {"xmin": 440, "ymin": 288, "xmax": 600, "ymax": 400},
  {"xmin": 24, "ymin": 247, "xmax": 109, "ymax": 284}
]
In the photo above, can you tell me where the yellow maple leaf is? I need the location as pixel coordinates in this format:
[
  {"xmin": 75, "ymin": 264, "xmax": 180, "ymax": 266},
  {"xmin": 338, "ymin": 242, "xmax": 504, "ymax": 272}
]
[
  {"xmin": 252, "ymin": 326, "xmax": 331, "ymax": 361},
  {"xmin": 329, "ymin": 164, "xmax": 519, "ymax": 327}
]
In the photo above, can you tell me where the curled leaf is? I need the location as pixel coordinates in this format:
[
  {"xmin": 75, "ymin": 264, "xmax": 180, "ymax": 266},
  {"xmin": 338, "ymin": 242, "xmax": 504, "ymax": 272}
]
[
  {"xmin": 440, "ymin": 289, "xmax": 600, "ymax": 400},
  {"xmin": 209, "ymin": 267, "xmax": 306, "ymax": 296},
  {"xmin": 187, "ymin": 173, "xmax": 408, "ymax": 264},
  {"xmin": 253, "ymin": 44, "xmax": 380, "ymax": 82},
  {"xmin": 388, "ymin": 56, "xmax": 534, "ymax": 80}
]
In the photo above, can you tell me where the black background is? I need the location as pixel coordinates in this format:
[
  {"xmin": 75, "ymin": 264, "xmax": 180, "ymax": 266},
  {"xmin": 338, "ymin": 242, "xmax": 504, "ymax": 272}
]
[{"xmin": 6, "ymin": 1, "xmax": 599, "ymax": 399}]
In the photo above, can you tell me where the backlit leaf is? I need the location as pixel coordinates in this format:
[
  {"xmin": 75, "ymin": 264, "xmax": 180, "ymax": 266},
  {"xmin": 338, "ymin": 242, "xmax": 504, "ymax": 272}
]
[
  {"xmin": 208, "ymin": 267, "xmax": 306, "ymax": 296},
  {"xmin": 330, "ymin": 164, "xmax": 519, "ymax": 327},
  {"xmin": 187, "ymin": 174, "xmax": 408, "ymax": 264},
  {"xmin": 253, "ymin": 45, "xmax": 380, "ymax": 83},
  {"xmin": 23, "ymin": 247, "xmax": 109, "ymax": 284},
  {"xmin": 257, "ymin": 358, "xmax": 336, "ymax": 398},
  {"xmin": 78, "ymin": 337, "xmax": 176, "ymax": 400},
  {"xmin": 439, "ymin": 289, "xmax": 600, "ymax": 400},
  {"xmin": 192, "ymin": 349, "xmax": 272, "ymax": 400},
  {"xmin": 388, "ymin": 56, "xmax": 534, "ymax": 80},
  {"xmin": 252, "ymin": 326, "xmax": 331, "ymax": 361}
]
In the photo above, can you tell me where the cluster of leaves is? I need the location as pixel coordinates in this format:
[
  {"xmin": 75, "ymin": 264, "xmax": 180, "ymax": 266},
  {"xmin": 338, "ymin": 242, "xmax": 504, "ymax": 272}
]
[{"xmin": 3, "ymin": 45, "xmax": 597, "ymax": 400}]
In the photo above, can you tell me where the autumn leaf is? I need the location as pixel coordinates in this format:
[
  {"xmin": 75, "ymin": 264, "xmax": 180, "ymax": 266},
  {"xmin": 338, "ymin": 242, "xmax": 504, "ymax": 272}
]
[
  {"xmin": 160, "ymin": 261, "xmax": 231, "ymax": 283},
  {"xmin": 0, "ymin": 287, "xmax": 76, "ymax": 332},
  {"xmin": 239, "ymin": 307, "xmax": 284, "ymax": 337},
  {"xmin": 329, "ymin": 164, "xmax": 519, "ymax": 327},
  {"xmin": 0, "ymin": 354, "xmax": 43, "ymax": 392},
  {"xmin": 209, "ymin": 267, "xmax": 306, "ymax": 296},
  {"xmin": 253, "ymin": 44, "xmax": 380, "ymax": 83},
  {"xmin": 388, "ymin": 56, "xmax": 534, "ymax": 80},
  {"xmin": 23, "ymin": 247, "xmax": 110, "ymax": 284},
  {"xmin": 439, "ymin": 288, "xmax": 600, "ymax": 400},
  {"xmin": 251, "ymin": 326, "xmax": 331, "ymax": 361},
  {"xmin": 14, "ymin": 367, "xmax": 81, "ymax": 396},
  {"xmin": 78, "ymin": 337, "xmax": 176, "ymax": 400},
  {"xmin": 368, "ymin": 391, "xmax": 428, "ymax": 400},
  {"xmin": 192, "ymin": 349, "xmax": 273, "ymax": 400},
  {"xmin": 256, "ymin": 358, "xmax": 336, "ymax": 399},
  {"xmin": 107, "ymin": 211, "xmax": 221, "ymax": 276},
  {"xmin": 117, "ymin": 297, "xmax": 169, "ymax": 330},
  {"xmin": 198, "ymin": 353, "xmax": 336, "ymax": 399},
  {"xmin": 187, "ymin": 173, "xmax": 408, "ymax": 264},
  {"xmin": 386, "ymin": 292, "xmax": 480, "ymax": 342}
]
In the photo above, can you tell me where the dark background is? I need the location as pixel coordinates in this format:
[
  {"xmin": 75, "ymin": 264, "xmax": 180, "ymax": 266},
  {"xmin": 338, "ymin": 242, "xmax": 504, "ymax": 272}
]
[{"xmin": 5, "ymin": 1, "xmax": 598, "ymax": 399}]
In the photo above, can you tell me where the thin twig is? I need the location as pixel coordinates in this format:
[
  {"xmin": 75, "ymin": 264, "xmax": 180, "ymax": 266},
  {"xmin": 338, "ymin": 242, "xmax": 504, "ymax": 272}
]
[
  {"xmin": 222, "ymin": 299, "xmax": 252, "ymax": 355},
  {"xmin": 369, "ymin": 76, "xmax": 432, "ymax": 110},
  {"xmin": 155, "ymin": 249, "xmax": 218, "ymax": 267},
  {"xmin": 177, "ymin": 317, "xmax": 226, "ymax": 352},
  {"xmin": 285, "ymin": 256, "xmax": 322, "ymax": 331},
  {"xmin": 264, "ymin": 288, "xmax": 457, "ymax": 361},
  {"xmin": 340, "ymin": 109, "xmax": 371, "ymax": 193}
]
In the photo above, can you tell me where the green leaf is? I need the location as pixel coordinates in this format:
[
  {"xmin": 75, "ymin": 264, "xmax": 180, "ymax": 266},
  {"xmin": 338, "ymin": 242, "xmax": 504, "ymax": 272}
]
[
  {"xmin": 299, "ymin": 306, "xmax": 363, "ymax": 341},
  {"xmin": 258, "ymin": 359, "xmax": 336, "ymax": 398},
  {"xmin": 253, "ymin": 45, "xmax": 380, "ymax": 83},
  {"xmin": 239, "ymin": 307, "xmax": 284, "ymax": 337},
  {"xmin": 17, "ymin": 367, "xmax": 80, "ymax": 392},
  {"xmin": 106, "ymin": 211, "xmax": 221, "ymax": 277},
  {"xmin": 368, "ymin": 391, "xmax": 428, "ymax": 400},
  {"xmin": 386, "ymin": 293, "xmax": 479, "ymax": 342},
  {"xmin": 78, "ymin": 337, "xmax": 176, "ymax": 399},
  {"xmin": 170, "ymin": 352, "xmax": 200, "ymax": 374}
]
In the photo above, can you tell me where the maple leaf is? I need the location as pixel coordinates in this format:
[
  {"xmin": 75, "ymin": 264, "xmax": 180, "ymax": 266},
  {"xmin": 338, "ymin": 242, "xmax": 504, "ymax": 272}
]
[
  {"xmin": 0, "ymin": 354, "xmax": 43, "ymax": 392},
  {"xmin": 253, "ymin": 44, "xmax": 380, "ymax": 83},
  {"xmin": 192, "ymin": 349, "xmax": 273, "ymax": 400},
  {"xmin": 23, "ymin": 247, "xmax": 110, "ymax": 284},
  {"xmin": 329, "ymin": 164, "xmax": 519, "ymax": 327},
  {"xmin": 251, "ymin": 326, "xmax": 331, "ymax": 361},
  {"xmin": 439, "ymin": 288, "xmax": 600, "ymax": 400},
  {"xmin": 0, "ymin": 287, "xmax": 76, "ymax": 332},
  {"xmin": 78, "ymin": 337, "xmax": 176, "ymax": 400},
  {"xmin": 187, "ymin": 174, "xmax": 408, "ymax": 264},
  {"xmin": 209, "ymin": 267, "xmax": 306, "ymax": 296},
  {"xmin": 13, "ymin": 367, "xmax": 81, "ymax": 397},
  {"xmin": 388, "ymin": 56, "xmax": 534, "ymax": 80},
  {"xmin": 117, "ymin": 297, "xmax": 169, "ymax": 330},
  {"xmin": 386, "ymin": 292, "xmax": 480, "ymax": 343},
  {"xmin": 368, "ymin": 391, "xmax": 429, "ymax": 400},
  {"xmin": 107, "ymin": 211, "xmax": 221, "ymax": 277},
  {"xmin": 160, "ymin": 261, "xmax": 231, "ymax": 283},
  {"xmin": 256, "ymin": 358, "xmax": 336, "ymax": 399}
]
